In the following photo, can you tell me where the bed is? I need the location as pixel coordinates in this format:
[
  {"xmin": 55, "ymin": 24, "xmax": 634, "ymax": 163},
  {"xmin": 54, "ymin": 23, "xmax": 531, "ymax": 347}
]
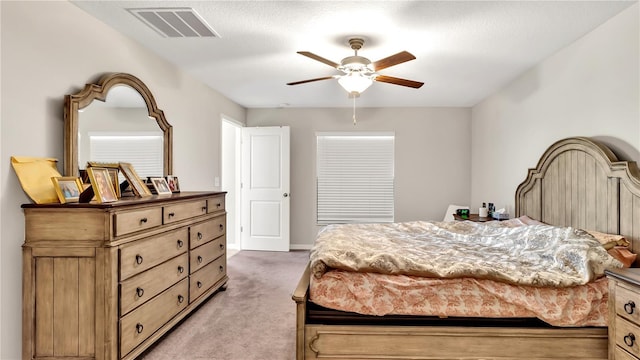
[{"xmin": 292, "ymin": 136, "xmax": 640, "ymax": 360}]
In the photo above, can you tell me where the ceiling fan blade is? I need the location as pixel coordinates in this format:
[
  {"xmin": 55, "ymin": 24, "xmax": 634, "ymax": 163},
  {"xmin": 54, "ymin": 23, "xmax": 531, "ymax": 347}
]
[
  {"xmin": 297, "ymin": 51, "xmax": 339, "ymax": 68},
  {"xmin": 374, "ymin": 75, "xmax": 424, "ymax": 89},
  {"xmin": 287, "ymin": 76, "xmax": 335, "ymax": 86},
  {"xmin": 373, "ymin": 51, "xmax": 416, "ymax": 71}
]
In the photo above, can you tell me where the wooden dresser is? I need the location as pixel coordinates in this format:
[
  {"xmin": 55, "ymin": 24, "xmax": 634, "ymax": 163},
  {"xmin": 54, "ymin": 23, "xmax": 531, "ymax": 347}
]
[
  {"xmin": 22, "ymin": 191, "xmax": 228, "ymax": 360},
  {"xmin": 606, "ymin": 268, "xmax": 640, "ymax": 360}
]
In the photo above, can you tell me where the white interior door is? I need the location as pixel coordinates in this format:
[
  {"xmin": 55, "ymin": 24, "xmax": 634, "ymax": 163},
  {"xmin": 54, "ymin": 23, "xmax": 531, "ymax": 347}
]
[{"xmin": 241, "ymin": 126, "xmax": 290, "ymax": 251}]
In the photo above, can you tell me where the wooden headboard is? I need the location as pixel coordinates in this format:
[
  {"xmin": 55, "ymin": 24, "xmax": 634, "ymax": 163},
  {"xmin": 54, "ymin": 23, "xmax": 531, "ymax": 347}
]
[{"xmin": 516, "ymin": 137, "xmax": 640, "ymax": 254}]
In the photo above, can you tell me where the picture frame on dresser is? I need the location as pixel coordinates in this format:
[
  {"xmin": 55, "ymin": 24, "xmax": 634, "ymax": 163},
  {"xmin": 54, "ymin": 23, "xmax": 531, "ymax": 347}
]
[
  {"xmin": 87, "ymin": 167, "xmax": 118, "ymax": 203},
  {"xmin": 106, "ymin": 168, "xmax": 121, "ymax": 198},
  {"xmin": 87, "ymin": 161, "xmax": 121, "ymax": 169},
  {"xmin": 120, "ymin": 162, "xmax": 152, "ymax": 197},
  {"xmin": 51, "ymin": 176, "xmax": 83, "ymax": 204},
  {"xmin": 166, "ymin": 175, "xmax": 180, "ymax": 193},
  {"xmin": 150, "ymin": 177, "xmax": 172, "ymax": 195},
  {"xmin": 87, "ymin": 162, "xmax": 121, "ymax": 197}
]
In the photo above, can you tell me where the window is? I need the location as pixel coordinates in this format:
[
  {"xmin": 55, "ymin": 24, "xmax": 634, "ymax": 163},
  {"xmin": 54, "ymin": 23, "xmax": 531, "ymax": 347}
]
[
  {"xmin": 88, "ymin": 132, "xmax": 164, "ymax": 179},
  {"xmin": 316, "ymin": 132, "xmax": 394, "ymax": 225}
]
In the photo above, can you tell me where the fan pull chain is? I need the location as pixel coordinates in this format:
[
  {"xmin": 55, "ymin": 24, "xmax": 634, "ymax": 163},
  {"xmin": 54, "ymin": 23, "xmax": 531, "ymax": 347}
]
[{"xmin": 352, "ymin": 95, "xmax": 357, "ymax": 125}]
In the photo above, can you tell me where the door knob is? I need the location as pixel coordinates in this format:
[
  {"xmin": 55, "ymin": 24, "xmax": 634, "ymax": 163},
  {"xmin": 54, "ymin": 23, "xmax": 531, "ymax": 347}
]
[{"xmin": 283, "ymin": 193, "xmax": 289, "ymax": 197}]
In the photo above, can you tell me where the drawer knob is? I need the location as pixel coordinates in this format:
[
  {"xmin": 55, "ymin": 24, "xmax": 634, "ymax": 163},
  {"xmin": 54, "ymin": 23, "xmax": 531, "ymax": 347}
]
[
  {"xmin": 219, "ymin": 224, "xmax": 224, "ymax": 231},
  {"xmin": 202, "ymin": 206, "xmax": 207, "ymax": 212},
  {"xmin": 197, "ymin": 281, "xmax": 203, "ymax": 288},
  {"xmin": 625, "ymin": 301, "xmax": 636, "ymax": 315},
  {"xmin": 625, "ymin": 333, "xmax": 636, "ymax": 347},
  {"xmin": 135, "ymin": 255, "xmax": 143, "ymax": 265},
  {"xmin": 197, "ymin": 255, "xmax": 203, "ymax": 264},
  {"xmin": 177, "ymin": 239, "xmax": 184, "ymax": 248},
  {"xmin": 216, "ymin": 203, "xmax": 221, "ymax": 208},
  {"xmin": 139, "ymin": 217, "xmax": 148, "ymax": 224},
  {"xmin": 177, "ymin": 266, "xmax": 184, "ymax": 274},
  {"xmin": 197, "ymin": 232, "xmax": 203, "ymax": 240},
  {"xmin": 136, "ymin": 287, "xmax": 144, "ymax": 298},
  {"xmin": 220, "ymin": 243, "xmax": 225, "ymax": 250},
  {"xmin": 178, "ymin": 295, "xmax": 184, "ymax": 304},
  {"xmin": 168, "ymin": 212, "xmax": 175, "ymax": 218},
  {"xmin": 219, "ymin": 265, "xmax": 224, "ymax": 273},
  {"xmin": 136, "ymin": 323, "xmax": 144, "ymax": 334}
]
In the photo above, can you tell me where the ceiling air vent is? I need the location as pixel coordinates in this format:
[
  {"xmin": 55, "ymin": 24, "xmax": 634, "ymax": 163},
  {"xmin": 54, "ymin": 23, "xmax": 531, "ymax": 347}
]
[{"xmin": 127, "ymin": 8, "xmax": 220, "ymax": 38}]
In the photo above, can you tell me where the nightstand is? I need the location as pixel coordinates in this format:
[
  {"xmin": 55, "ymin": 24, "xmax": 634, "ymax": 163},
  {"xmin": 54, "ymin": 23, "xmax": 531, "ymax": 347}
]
[
  {"xmin": 452, "ymin": 214, "xmax": 494, "ymax": 222},
  {"xmin": 606, "ymin": 268, "xmax": 640, "ymax": 359}
]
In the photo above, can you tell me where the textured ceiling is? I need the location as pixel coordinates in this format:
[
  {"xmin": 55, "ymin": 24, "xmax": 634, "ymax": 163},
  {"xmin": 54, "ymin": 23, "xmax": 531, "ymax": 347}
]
[{"xmin": 71, "ymin": 0, "xmax": 636, "ymax": 108}]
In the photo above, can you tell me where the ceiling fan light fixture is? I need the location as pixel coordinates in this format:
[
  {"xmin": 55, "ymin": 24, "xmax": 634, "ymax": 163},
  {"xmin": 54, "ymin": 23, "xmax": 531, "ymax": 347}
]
[
  {"xmin": 338, "ymin": 56, "xmax": 374, "ymax": 73},
  {"xmin": 338, "ymin": 73, "xmax": 373, "ymax": 95},
  {"xmin": 289, "ymin": 37, "xmax": 423, "ymax": 94}
]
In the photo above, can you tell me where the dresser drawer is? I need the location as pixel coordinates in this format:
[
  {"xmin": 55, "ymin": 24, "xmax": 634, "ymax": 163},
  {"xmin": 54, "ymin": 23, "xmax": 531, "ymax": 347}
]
[
  {"xmin": 615, "ymin": 316, "xmax": 640, "ymax": 358},
  {"xmin": 120, "ymin": 228, "xmax": 188, "ymax": 280},
  {"xmin": 163, "ymin": 199, "xmax": 207, "ymax": 224},
  {"xmin": 615, "ymin": 347, "xmax": 638, "ymax": 360},
  {"xmin": 120, "ymin": 253, "xmax": 188, "ymax": 315},
  {"xmin": 190, "ymin": 235, "xmax": 226, "ymax": 273},
  {"xmin": 189, "ymin": 255, "xmax": 226, "ymax": 302},
  {"xmin": 208, "ymin": 195, "xmax": 225, "ymax": 213},
  {"xmin": 190, "ymin": 215, "xmax": 226, "ymax": 249},
  {"xmin": 616, "ymin": 285, "xmax": 640, "ymax": 323},
  {"xmin": 114, "ymin": 207, "xmax": 163, "ymax": 236},
  {"xmin": 120, "ymin": 278, "xmax": 188, "ymax": 357}
]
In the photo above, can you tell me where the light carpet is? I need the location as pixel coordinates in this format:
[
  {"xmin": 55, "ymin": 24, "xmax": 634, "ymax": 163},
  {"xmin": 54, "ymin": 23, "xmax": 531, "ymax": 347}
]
[{"xmin": 139, "ymin": 250, "xmax": 309, "ymax": 360}]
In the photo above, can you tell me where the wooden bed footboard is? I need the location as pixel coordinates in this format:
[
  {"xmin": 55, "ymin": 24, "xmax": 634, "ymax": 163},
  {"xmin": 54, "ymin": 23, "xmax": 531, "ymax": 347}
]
[
  {"xmin": 292, "ymin": 263, "xmax": 608, "ymax": 360},
  {"xmin": 293, "ymin": 263, "xmax": 312, "ymax": 359},
  {"xmin": 299, "ymin": 323, "xmax": 607, "ymax": 360}
]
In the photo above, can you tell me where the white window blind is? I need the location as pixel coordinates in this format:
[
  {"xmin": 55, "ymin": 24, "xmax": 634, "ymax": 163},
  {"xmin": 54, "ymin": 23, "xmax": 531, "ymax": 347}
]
[
  {"xmin": 89, "ymin": 133, "xmax": 164, "ymax": 179},
  {"xmin": 317, "ymin": 133, "xmax": 394, "ymax": 225}
]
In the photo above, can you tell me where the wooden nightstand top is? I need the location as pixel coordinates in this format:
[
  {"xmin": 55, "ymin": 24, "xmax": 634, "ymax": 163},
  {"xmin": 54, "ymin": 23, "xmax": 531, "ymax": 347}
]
[
  {"xmin": 453, "ymin": 214, "xmax": 495, "ymax": 222},
  {"xmin": 606, "ymin": 268, "xmax": 640, "ymax": 287}
]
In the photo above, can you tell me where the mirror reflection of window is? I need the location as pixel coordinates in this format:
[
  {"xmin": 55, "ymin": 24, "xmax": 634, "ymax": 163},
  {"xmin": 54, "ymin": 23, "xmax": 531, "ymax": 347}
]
[
  {"xmin": 77, "ymin": 85, "xmax": 164, "ymax": 177},
  {"xmin": 88, "ymin": 133, "xmax": 164, "ymax": 179}
]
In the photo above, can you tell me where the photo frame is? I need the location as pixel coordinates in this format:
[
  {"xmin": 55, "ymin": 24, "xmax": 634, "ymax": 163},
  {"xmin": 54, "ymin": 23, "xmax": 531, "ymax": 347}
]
[
  {"xmin": 119, "ymin": 162, "xmax": 152, "ymax": 197},
  {"xmin": 51, "ymin": 176, "xmax": 83, "ymax": 204},
  {"xmin": 106, "ymin": 168, "xmax": 121, "ymax": 198},
  {"xmin": 87, "ymin": 167, "xmax": 118, "ymax": 203},
  {"xmin": 150, "ymin": 177, "xmax": 172, "ymax": 195},
  {"xmin": 87, "ymin": 161, "xmax": 120, "ymax": 169},
  {"xmin": 84, "ymin": 163, "xmax": 120, "ymax": 193},
  {"xmin": 166, "ymin": 175, "xmax": 180, "ymax": 193}
]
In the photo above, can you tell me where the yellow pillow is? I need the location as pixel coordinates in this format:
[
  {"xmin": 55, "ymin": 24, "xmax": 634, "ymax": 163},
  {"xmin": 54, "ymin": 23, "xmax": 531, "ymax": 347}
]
[{"xmin": 11, "ymin": 156, "xmax": 62, "ymax": 204}]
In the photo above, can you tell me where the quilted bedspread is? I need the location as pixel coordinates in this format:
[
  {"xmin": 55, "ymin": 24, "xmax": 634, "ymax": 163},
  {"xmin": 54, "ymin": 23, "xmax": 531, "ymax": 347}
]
[
  {"xmin": 309, "ymin": 270, "xmax": 611, "ymax": 326},
  {"xmin": 310, "ymin": 220, "xmax": 622, "ymax": 287}
]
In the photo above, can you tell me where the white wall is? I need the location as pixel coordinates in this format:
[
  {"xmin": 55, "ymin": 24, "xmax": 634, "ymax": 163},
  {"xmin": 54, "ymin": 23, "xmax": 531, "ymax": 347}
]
[
  {"xmin": 471, "ymin": 3, "xmax": 639, "ymax": 216},
  {"xmin": 0, "ymin": 2, "xmax": 246, "ymax": 359},
  {"xmin": 247, "ymin": 107, "xmax": 471, "ymax": 248}
]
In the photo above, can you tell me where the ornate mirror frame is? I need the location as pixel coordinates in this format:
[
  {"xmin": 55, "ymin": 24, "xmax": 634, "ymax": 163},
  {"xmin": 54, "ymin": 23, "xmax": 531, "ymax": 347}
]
[{"xmin": 63, "ymin": 72, "xmax": 173, "ymax": 177}]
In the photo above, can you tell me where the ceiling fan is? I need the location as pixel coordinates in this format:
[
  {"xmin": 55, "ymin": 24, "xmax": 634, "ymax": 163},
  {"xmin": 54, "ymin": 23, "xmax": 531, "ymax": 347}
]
[{"xmin": 287, "ymin": 38, "xmax": 424, "ymax": 96}]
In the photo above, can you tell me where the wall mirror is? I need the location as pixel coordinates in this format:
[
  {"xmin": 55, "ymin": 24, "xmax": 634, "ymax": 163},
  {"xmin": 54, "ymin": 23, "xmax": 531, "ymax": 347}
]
[{"xmin": 64, "ymin": 72, "xmax": 173, "ymax": 178}]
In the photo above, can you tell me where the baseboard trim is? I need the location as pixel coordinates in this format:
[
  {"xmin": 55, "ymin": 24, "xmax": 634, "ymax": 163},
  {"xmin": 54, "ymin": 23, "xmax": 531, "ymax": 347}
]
[{"xmin": 290, "ymin": 243, "xmax": 312, "ymax": 250}]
